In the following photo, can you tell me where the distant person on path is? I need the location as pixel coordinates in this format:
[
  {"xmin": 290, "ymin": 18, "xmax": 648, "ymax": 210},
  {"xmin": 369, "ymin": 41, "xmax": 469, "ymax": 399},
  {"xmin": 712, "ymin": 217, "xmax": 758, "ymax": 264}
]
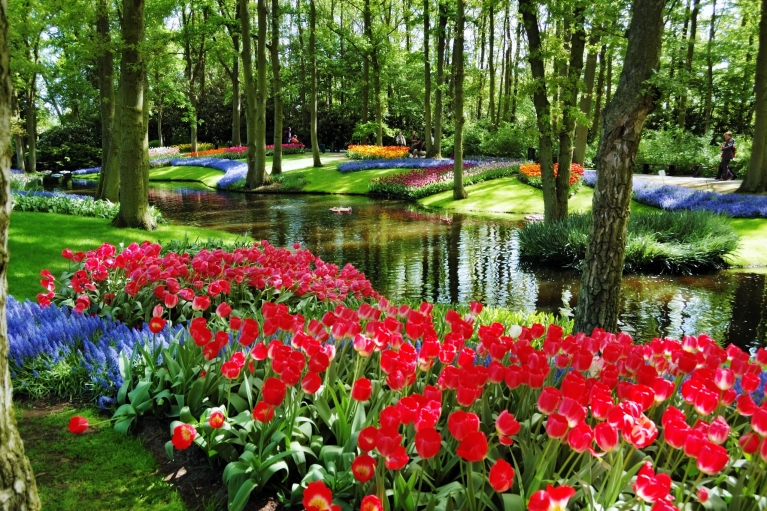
[
  {"xmin": 409, "ymin": 130, "xmax": 423, "ymax": 157},
  {"xmin": 717, "ymin": 131, "xmax": 736, "ymax": 181},
  {"xmin": 395, "ymin": 130, "xmax": 406, "ymax": 146},
  {"xmin": 285, "ymin": 127, "xmax": 293, "ymax": 144}
]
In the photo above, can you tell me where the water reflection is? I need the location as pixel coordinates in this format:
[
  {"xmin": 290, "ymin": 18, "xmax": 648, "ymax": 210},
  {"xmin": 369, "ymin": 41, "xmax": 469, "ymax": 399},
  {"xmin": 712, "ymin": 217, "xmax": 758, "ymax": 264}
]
[{"xmin": 65, "ymin": 181, "xmax": 767, "ymax": 349}]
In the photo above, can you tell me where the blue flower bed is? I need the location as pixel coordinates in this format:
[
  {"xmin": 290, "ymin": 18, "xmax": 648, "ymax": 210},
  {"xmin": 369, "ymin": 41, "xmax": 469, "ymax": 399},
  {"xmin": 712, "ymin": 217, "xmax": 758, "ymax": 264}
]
[
  {"xmin": 8, "ymin": 296, "xmax": 181, "ymax": 404},
  {"xmin": 583, "ymin": 170, "xmax": 767, "ymax": 218},
  {"xmin": 72, "ymin": 166, "xmax": 101, "ymax": 175},
  {"xmin": 11, "ymin": 168, "xmax": 23, "ymax": 174},
  {"xmin": 337, "ymin": 158, "xmax": 461, "ymax": 174}
]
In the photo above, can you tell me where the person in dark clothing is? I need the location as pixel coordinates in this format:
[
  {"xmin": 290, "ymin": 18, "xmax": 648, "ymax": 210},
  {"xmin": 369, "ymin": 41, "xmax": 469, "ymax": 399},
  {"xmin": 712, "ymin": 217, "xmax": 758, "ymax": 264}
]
[
  {"xmin": 717, "ymin": 131, "xmax": 736, "ymax": 180},
  {"xmin": 409, "ymin": 131, "xmax": 423, "ymax": 157}
]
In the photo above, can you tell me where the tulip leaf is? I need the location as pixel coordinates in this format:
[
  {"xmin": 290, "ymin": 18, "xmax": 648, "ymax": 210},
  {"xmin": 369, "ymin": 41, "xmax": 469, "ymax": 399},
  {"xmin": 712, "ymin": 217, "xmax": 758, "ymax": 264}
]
[
  {"xmin": 229, "ymin": 479, "xmax": 258, "ymax": 511},
  {"xmin": 260, "ymin": 460, "xmax": 290, "ymax": 486},
  {"xmin": 164, "ymin": 440, "xmax": 175, "ymax": 461},
  {"xmin": 179, "ymin": 406, "xmax": 195, "ymax": 424},
  {"xmin": 501, "ymin": 494, "xmax": 524, "ymax": 511}
]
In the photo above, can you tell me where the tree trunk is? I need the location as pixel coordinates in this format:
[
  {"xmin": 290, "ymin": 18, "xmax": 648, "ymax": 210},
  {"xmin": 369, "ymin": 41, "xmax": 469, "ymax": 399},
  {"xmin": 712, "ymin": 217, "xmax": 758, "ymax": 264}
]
[
  {"xmin": 475, "ymin": 9, "xmax": 485, "ymax": 121},
  {"xmin": 96, "ymin": 0, "xmax": 120, "ymax": 203},
  {"xmin": 452, "ymin": 0, "xmax": 468, "ymax": 200},
  {"xmin": 519, "ymin": 0, "xmax": 556, "ymax": 222},
  {"xmin": 589, "ymin": 44, "xmax": 606, "ymax": 145},
  {"xmin": 271, "ymin": 0, "xmax": 283, "ymax": 174},
  {"xmin": 424, "ymin": 0, "xmax": 433, "ymax": 156},
  {"xmin": 231, "ymin": 3, "xmax": 242, "ymax": 147},
  {"xmin": 573, "ymin": 29, "xmax": 601, "ymax": 164},
  {"xmin": 296, "ymin": 0, "xmax": 308, "ymax": 138},
  {"xmin": 488, "ymin": 3, "xmax": 495, "ymax": 125},
  {"xmin": 113, "ymin": 0, "xmax": 155, "ymax": 230},
  {"xmin": 157, "ymin": 105, "xmax": 163, "ymax": 147},
  {"xmin": 11, "ymin": 91, "xmax": 25, "ymax": 172},
  {"xmin": 433, "ymin": 0, "xmax": 447, "ymax": 157},
  {"xmin": 510, "ymin": 18, "xmax": 522, "ymax": 121},
  {"xmin": 703, "ymin": 0, "xmax": 716, "ymax": 133},
  {"xmin": 501, "ymin": 9, "xmax": 513, "ymax": 122},
  {"xmin": 0, "ymin": 1, "xmax": 42, "ymax": 506},
  {"xmin": 309, "ymin": 0, "xmax": 322, "ymax": 165},
  {"xmin": 241, "ymin": 0, "xmax": 262, "ymax": 188},
  {"xmin": 363, "ymin": 0, "xmax": 382, "ymax": 146},
  {"xmin": 25, "ymin": 77, "xmax": 36, "ymax": 173},
  {"xmin": 738, "ymin": 0, "xmax": 767, "ymax": 193},
  {"xmin": 361, "ymin": 0, "xmax": 370, "ymax": 145},
  {"xmin": 677, "ymin": 0, "xmax": 699, "ymax": 129},
  {"xmin": 556, "ymin": 6, "xmax": 586, "ymax": 218},
  {"xmin": 574, "ymin": 0, "xmax": 667, "ymax": 333},
  {"xmin": 255, "ymin": 0, "xmax": 268, "ymax": 178}
]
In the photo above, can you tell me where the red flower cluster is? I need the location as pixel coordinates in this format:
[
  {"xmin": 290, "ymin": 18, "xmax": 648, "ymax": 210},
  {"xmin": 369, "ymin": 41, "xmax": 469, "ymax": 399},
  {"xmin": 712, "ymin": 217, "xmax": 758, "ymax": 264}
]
[{"xmin": 519, "ymin": 162, "xmax": 585, "ymax": 187}]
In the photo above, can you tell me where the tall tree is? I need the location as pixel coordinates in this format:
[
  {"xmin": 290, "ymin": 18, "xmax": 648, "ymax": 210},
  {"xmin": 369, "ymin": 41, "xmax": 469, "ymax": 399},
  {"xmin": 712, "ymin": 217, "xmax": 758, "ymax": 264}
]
[
  {"xmin": 575, "ymin": 0, "xmax": 667, "ymax": 333},
  {"xmin": 0, "ymin": 0, "xmax": 41, "ymax": 506},
  {"xmin": 573, "ymin": 29, "xmax": 601, "ymax": 164},
  {"xmin": 180, "ymin": 2, "xmax": 209, "ymax": 153},
  {"xmin": 519, "ymin": 0, "xmax": 557, "ymax": 221},
  {"xmin": 216, "ymin": 0, "xmax": 242, "ymax": 147},
  {"xmin": 433, "ymin": 0, "xmax": 447, "ymax": 157},
  {"xmin": 452, "ymin": 0, "xmax": 468, "ymax": 200},
  {"xmin": 487, "ymin": 2, "xmax": 496, "ymax": 125},
  {"xmin": 703, "ymin": 0, "xmax": 716, "ymax": 133},
  {"xmin": 241, "ymin": 0, "xmax": 266, "ymax": 188},
  {"xmin": 271, "ymin": 0, "xmax": 283, "ymax": 174},
  {"xmin": 309, "ymin": 0, "xmax": 322, "ymax": 166},
  {"xmin": 113, "ymin": 0, "xmax": 155, "ymax": 230},
  {"xmin": 677, "ymin": 0, "xmax": 700, "ymax": 129},
  {"xmin": 589, "ymin": 43, "xmax": 607, "ymax": 144},
  {"xmin": 95, "ymin": 0, "xmax": 120, "ymax": 203},
  {"xmin": 424, "ymin": 0, "xmax": 434, "ymax": 156},
  {"xmin": 256, "ymin": 0, "xmax": 268, "ymax": 175},
  {"xmin": 738, "ymin": 0, "xmax": 767, "ymax": 193}
]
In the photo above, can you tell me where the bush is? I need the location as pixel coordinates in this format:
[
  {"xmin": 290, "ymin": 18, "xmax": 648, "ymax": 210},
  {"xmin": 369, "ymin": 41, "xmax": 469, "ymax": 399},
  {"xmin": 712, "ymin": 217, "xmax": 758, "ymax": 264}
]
[
  {"xmin": 175, "ymin": 142, "xmax": 214, "ymax": 154},
  {"xmin": 149, "ymin": 140, "xmax": 161, "ymax": 148},
  {"xmin": 272, "ymin": 172, "xmax": 307, "ymax": 191},
  {"xmin": 37, "ymin": 122, "xmax": 102, "ymax": 172},
  {"xmin": 518, "ymin": 210, "xmax": 739, "ymax": 274}
]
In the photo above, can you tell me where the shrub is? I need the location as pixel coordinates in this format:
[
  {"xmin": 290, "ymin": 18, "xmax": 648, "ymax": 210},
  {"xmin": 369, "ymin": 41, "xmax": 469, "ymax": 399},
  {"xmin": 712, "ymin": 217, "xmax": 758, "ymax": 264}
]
[
  {"xmin": 37, "ymin": 121, "xmax": 102, "ymax": 172},
  {"xmin": 175, "ymin": 142, "xmax": 214, "ymax": 154},
  {"xmin": 12, "ymin": 191, "xmax": 164, "ymax": 223},
  {"xmin": 518, "ymin": 210, "xmax": 738, "ymax": 274},
  {"xmin": 266, "ymin": 143, "xmax": 305, "ymax": 155}
]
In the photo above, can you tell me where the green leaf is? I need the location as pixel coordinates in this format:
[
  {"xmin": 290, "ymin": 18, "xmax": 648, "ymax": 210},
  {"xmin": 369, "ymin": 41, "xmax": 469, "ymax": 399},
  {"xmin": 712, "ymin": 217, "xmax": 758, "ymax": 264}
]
[
  {"xmin": 165, "ymin": 440, "xmax": 175, "ymax": 460},
  {"xmin": 229, "ymin": 479, "xmax": 258, "ymax": 511},
  {"xmin": 501, "ymin": 494, "xmax": 525, "ymax": 511}
]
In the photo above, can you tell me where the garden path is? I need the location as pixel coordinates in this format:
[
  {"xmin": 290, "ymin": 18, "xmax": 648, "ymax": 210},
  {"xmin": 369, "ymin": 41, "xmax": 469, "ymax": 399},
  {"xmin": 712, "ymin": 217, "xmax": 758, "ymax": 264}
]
[{"xmin": 634, "ymin": 174, "xmax": 744, "ymax": 193}]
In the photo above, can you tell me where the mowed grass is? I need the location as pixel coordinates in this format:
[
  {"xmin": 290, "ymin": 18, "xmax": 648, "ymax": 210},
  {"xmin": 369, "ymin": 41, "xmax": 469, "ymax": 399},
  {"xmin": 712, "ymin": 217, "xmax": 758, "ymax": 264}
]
[
  {"xmin": 417, "ymin": 176, "xmax": 767, "ymax": 267},
  {"xmin": 149, "ymin": 166, "xmax": 223, "ymax": 187},
  {"xmin": 297, "ymin": 165, "xmax": 407, "ymax": 194},
  {"xmin": 16, "ymin": 404, "xmax": 187, "ymax": 511},
  {"xmin": 8, "ymin": 212, "xmax": 249, "ymax": 300}
]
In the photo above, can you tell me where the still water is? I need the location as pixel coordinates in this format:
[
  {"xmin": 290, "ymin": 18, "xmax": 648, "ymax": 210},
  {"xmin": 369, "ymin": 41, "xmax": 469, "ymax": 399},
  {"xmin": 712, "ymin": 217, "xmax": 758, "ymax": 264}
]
[{"xmin": 73, "ymin": 181, "xmax": 767, "ymax": 350}]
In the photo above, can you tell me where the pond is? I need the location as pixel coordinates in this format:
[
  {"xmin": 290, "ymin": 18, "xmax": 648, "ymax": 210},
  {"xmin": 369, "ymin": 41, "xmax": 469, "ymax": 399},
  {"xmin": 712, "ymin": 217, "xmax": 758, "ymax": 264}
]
[{"xmin": 70, "ymin": 180, "xmax": 767, "ymax": 350}]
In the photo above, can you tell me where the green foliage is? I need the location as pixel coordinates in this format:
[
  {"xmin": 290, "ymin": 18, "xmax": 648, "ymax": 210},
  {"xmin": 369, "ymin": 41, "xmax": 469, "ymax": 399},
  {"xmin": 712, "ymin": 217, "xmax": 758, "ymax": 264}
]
[
  {"xmin": 10, "ymin": 173, "xmax": 44, "ymax": 191},
  {"xmin": 518, "ymin": 210, "xmax": 739, "ymax": 274},
  {"xmin": 352, "ymin": 121, "xmax": 395, "ymax": 142},
  {"xmin": 37, "ymin": 121, "xmax": 102, "ymax": 172},
  {"xmin": 271, "ymin": 172, "xmax": 308, "ymax": 191},
  {"xmin": 149, "ymin": 139, "xmax": 161, "ymax": 148},
  {"xmin": 12, "ymin": 192, "xmax": 165, "ymax": 223},
  {"xmin": 176, "ymin": 142, "xmax": 215, "ymax": 153}
]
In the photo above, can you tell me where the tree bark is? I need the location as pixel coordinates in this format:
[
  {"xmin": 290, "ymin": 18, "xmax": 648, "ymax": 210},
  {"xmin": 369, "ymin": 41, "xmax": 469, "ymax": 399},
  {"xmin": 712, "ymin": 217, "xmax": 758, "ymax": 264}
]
[
  {"xmin": 255, "ymin": 0, "xmax": 268, "ymax": 177},
  {"xmin": 0, "ymin": 0, "xmax": 42, "ymax": 505},
  {"xmin": 113, "ymin": 0, "xmax": 154, "ymax": 230},
  {"xmin": 11, "ymin": 91, "xmax": 25, "ymax": 172},
  {"xmin": 703, "ymin": 0, "xmax": 716, "ymax": 133},
  {"xmin": 519, "ymin": 0, "xmax": 556, "ymax": 222},
  {"xmin": 241, "ymin": 0, "xmax": 263, "ymax": 188},
  {"xmin": 363, "ymin": 0, "xmax": 383, "ymax": 146},
  {"xmin": 573, "ymin": 29, "xmax": 601, "ymax": 164},
  {"xmin": 25, "ymin": 76, "xmax": 36, "ymax": 173},
  {"xmin": 677, "ymin": 0, "xmax": 699, "ymax": 129},
  {"xmin": 488, "ymin": 3, "xmax": 495, "ymax": 125},
  {"xmin": 309, "ymin": 0, "xmax": 322, "ymax": 165},
  {"xmin": 556, "ymin": 5, "xmax": 586, "ymax": 218},
  {"xmin": 476, "ymin": 9, "xmax": 485, "ymax": 120},
  {"xmin": 510, "ymin": 17, "xmax": 522, "ymax": 121},
  {"xmin": 231, "ymin": 2, "xmax": 242, "ymax": 147},
  {"xmin": 452, "ymin": 0, "xmax": 468, "ymax": 200},
  {"xmin": 574, "ymin": 0, "xmax": 666, "ymax": 333},
  {"xmin": 433, "ymin": 0, "xmax": 447, "ymax": 157},
  {"xmin": 424, "ymin": 0, "xmax": 434, "ymax": 156},
  {"xmin": 589, "ymin": 44, "xmax": 606, "ymax": 145},
  {"xmin": 157, "ymin": 105, "xmax": 163, "ymax": 147},
  {"xmin": 271, "ymin": 0, "xmax": 283, "ymax": 174},
  {"xmin": 96, "ymin": 0, "xmax": 120, "ymax": 203},
  {"xmin": 738, "ymin": 0, "xmax": 767, "ymax": 193}
]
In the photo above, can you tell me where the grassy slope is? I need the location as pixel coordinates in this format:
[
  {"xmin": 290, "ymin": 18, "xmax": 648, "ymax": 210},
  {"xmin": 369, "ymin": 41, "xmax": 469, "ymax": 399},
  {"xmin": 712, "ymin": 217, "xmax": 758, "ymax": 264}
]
[
  {"xmin": 9, "ymin": 213, "xmax": 248, "ymax": 300},
  {"xmin": 299, "ymin": 164, "xmax": 407, "ymax": 194},
  {"xmin": 149, "ymin": 166, "xmax": 223, "ymax": 187},
  {"xmin": 418, "ymin": 176, "xmax": 766, "ymax": 267},
  {"xmin": 17, "ymin": 405, "xmax": 186, "ymax": 511}
]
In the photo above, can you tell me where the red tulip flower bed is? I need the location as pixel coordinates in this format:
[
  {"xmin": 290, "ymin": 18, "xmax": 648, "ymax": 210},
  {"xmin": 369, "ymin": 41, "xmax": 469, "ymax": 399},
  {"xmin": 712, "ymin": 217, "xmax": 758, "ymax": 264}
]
[
  {"xmin": 46, "ymin": 242, "xmax": 767, "ymax": 511},
  {"xmin": 518, "ymin": 163, "xmax": 585, "ymax": 194}
]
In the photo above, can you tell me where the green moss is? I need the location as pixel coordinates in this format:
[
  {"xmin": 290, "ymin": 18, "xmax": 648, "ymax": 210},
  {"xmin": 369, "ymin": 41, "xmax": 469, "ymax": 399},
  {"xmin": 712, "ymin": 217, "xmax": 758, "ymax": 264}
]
[
  {"xmin": 8, "ymin": 212, "xmax": 249, "ymax": 300},
  {"xmin": 16, "ymin": 405, "xmax": 187, "ymax": 511}
]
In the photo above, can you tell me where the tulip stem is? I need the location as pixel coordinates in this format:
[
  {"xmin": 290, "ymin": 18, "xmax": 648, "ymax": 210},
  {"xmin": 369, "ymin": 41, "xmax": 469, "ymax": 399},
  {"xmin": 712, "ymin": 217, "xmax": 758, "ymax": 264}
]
[{"xmin": 681, "ymin": 472, "xmax": 703, "ymax": 510}]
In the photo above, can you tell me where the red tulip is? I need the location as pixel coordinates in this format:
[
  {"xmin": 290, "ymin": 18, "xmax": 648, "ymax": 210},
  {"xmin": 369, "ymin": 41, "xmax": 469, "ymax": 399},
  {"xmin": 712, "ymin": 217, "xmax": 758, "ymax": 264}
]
[
  {"xmin": 360, "ymin": 495, "xmax": 383, "ymax": 511},
  {"xmin": 760, "ymin": 435, "xmax": 767, "ymax": 462},
  {"xmin": 496, "ymin": 410, "xmax": 521, "ymax": 437},
  {"xmin": 652, "ymin": 378, "xmax": 674, "ymax": 403},
  {"xmin": 209, "ymin": 410, "xmax": 225, "ymax": 429},
  {"xmin": 707, "ymin": 416, "xmax": 730, "ymax": 445},
  {"xmin": 633, "ymin": 462, "xmax": 671, "ymax": 503},
  {"xmin": 737, "ymin": 394, "xmax": 758, "ymax": 416},
  {"xmin": 545, "ymin": 413, "xmax": 569, "ymax": 439},
  {"xmin": 253, "ymin": 401, "xmax": 275, "ymax": 422},
  {"xmin": 663, "ymin": 420, "xmax": 690, "ymax": 450},
  {"xmin": 171, "ymin": 423, "xmax": 197, "ymax": 450},
  {"xmin": 741, "ymin": 373, "xmax": 760, "ymax": 393},
  {"xmin": 693, "ymin": 387, "xmax": 718, "ymax": 416},
  {"xmin": 221, "ymin": 360, "xmax": 241, "ymax": 379},
  {"xmin": 380, "ymin": 406, "xmax": 402, "ymax": 429},
  {"xmin": 714, "ymin": 367, "xmax": 735, "ymax": 391},
  {"xmin": 537, "ymin": 387, "xmax": 562, "ymax": 415},
  {"xmin": 738, "ymin": 432, "xmax": 760, "ymax": 454},
  {"xmin": 594, "ymin": 423, "xmax": 619, "ymax": 453},
  {"xmin": 624, "ymin": 415, "xmax": 658, "ymax": 449},
  {"xmin": 528, "ymin": 484, "xmax": 576, "ymax": 511},
  {"xmin": 308, "ymin": 352, "xmax": 331, "ymax": 373},
  {"xmin": 697, "ymin": 487, "xmax": 709, "ymax": 503},
  {"xmin": 566, "ymin": 422, "xmax": 593, "ymax": 453},
  {"xmin": 697, "ymin": 442, "xmax": 729, "ymax": 475},
  {"xmin": 661, "ymin": 406, "xmax": 686, "ymax": 429},
  {"xmin": 683, "ymin": 429, "xmax": 706, "ymax": 458},
  {"xmin": 216, "ymin": 302, "xmax": 232, "ymax": 318},
  {"xmin": 448, "ymin": 411, "xmax": 480, "ymax": 441},
  {"xmin": 351, "ymin": 454, "xmax": 377, "ymax": 482},
  {"xmin": 68, "ymin": 416, "xmax": 89, "ymax": 434},
  {"xmin": 301, "ymin": 372, "xmax": 322, "ymax": 394},
  {"xmin": 262, "ymin": 377, "xmax": 287, "ymax": 406},
  {"xmin": 558, "ymin": 397, "xmax": 587, "ymax": 428},
  {"xmin": 192, "ymin": 295, "xmax": 211, "ymax": 311},
  {"xmin": 414, "ymin": 427, "xmax": 442, "ymax": 459},
  {"xmin": 456, "ymin": 431, "xmax": 488, "ymax": 462},
  {"xmin": 385, "ymin": 445, "xmax": 409, "ymax": 470},
  {"xmin": 303, "ymin": 480, "xmax": 333, "ymax": 511},
  {"xmin": 357, "ymin": 426, "xmax": 379, "ymax": 452},
  {"xmin": 752, "ymin": 408, "xmax": 767, "ymax": 437},
  {"xmin": 488, "ymin": 459, "xmax": 515, "ymax": 492},
  {"xmin": 239, "ymin": 318, "xmax": 260, "ymax": 346}
]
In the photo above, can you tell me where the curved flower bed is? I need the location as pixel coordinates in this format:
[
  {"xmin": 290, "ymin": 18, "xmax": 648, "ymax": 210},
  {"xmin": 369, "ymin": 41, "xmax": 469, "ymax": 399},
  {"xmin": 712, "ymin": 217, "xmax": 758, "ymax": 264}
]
[
  {"xmin": 165, "ymin": 157, "xmax": 247, "ymax": 189},
  {"xmin": 267, "ymin": 143, "xmax": 305, "ymax": 155},
  {"xmin": 347, "ymin": 145, "xmax": 411, "ymax": 160},
  {"xmin": 149, "ymin": 147, "xmax": 180, "ymax": 157},
  {"xmin": 338, "ymin": 158, "xmax": 456, "ymax": 174},
  {"xmin": 369, "ymin": 161, "xmax": 518, "ymax": 199},
  {"xmin": 18, "ymin": 239, "xmax": 767, "ymax": 511},
  {"xmin": 583, "ymin": 170, "xmax": 767, "ymax": 218},
  {"xmin": 519, "ymin": 162, "xmax": 585, "ymax": 189}
]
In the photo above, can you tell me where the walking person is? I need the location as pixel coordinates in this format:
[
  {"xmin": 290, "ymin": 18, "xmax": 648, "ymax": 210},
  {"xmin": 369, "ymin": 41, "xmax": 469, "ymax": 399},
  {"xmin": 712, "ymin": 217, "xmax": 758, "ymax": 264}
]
[
  {"xmin": 717, "ymin": 131, "xmax": 736, "ymax": 181},
  {"xmin": 395, "ymin": 130, "xmax": 406, "ymax": 146}
]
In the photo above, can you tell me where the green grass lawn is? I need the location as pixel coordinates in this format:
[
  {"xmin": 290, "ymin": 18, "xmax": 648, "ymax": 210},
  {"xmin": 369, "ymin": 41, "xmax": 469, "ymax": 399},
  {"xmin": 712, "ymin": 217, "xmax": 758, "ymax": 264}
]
[
  {"xmin": 296, "ymin": 164, "xmax": 407, "ymax": 194},
  {"xmin": 9, "ymin": 212, "xmax": 249, "ymax": 300},
  {"xmin": 17, "ymin": 404, "xmax": 187, "ymax": 511},
  {"xmin": 149, "ymin": 166, "xmax": 223, "ymax": 187}
]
